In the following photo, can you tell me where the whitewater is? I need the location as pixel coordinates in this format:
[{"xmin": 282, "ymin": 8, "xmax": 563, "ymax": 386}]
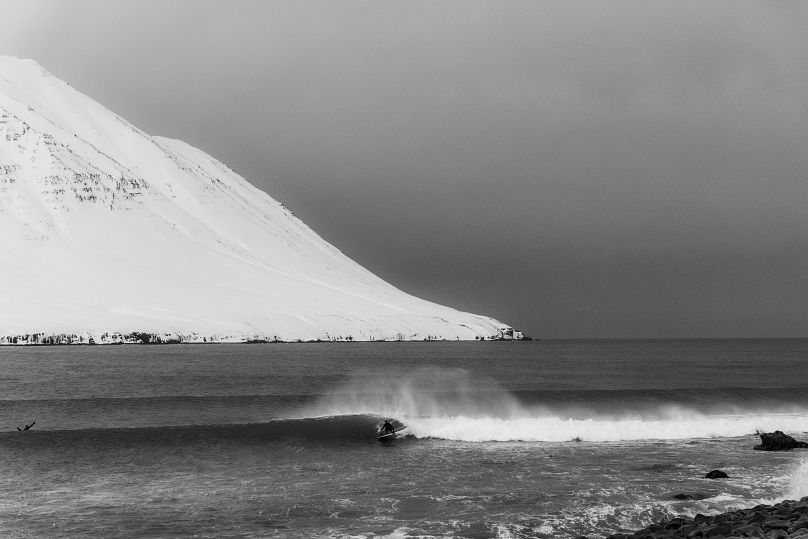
[
  {"xmin": 2, "ymin": 340, "xmax": 808, "ymax": 538},
  {"xmin": 304, "ymin": 367, "xmax": 808, "ymax": 442}
]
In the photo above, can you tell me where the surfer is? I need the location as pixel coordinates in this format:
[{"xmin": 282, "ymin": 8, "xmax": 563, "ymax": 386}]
[
  {"xmin": 16, "ymin": 420, "xmax": 35, "ymax": 431},
  {"xmin": 381, "ymin": 419, "xmax": 395, "ymax": 435}
]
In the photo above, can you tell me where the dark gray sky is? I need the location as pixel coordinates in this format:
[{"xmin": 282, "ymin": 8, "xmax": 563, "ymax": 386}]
[{"xmin": 3, "ymin": 1, "xmax": 807, "ymax": 337}]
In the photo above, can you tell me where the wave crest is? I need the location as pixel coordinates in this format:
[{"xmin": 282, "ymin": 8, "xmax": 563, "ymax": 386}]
[{"xmin": 299, "ymin": 366, "xmax": 808, "ymax": 442}]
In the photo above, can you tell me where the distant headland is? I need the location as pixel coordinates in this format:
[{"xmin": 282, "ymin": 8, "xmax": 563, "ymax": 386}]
[{"xmin": 0, "ymin": 56, "xmax": 518, "ymax": 343}]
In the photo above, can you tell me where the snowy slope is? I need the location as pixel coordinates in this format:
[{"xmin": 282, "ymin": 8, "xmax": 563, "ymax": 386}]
[{"xmin": 0, "ymin": 56, "xmax": 514, "ymax": 343}]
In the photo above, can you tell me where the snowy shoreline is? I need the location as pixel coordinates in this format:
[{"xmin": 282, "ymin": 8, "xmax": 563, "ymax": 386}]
[{"xmin": 0, "ymin": 329, "xmax": 531, "ymax": 345}]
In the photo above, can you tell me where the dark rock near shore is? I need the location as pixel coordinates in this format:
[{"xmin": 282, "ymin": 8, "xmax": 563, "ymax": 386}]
[
  {"xmin": 605, "ymin": 496, "xmax": 808, "ymax": 538},
  {"xmin": 704, "ymin": 469, "xmax": 728, "ymax": 479},
  {"xmin": 672, "ymin": 492, "xmax": 709, "ymax": 501},
  {"xmin": 755, "ymin": 430, "xmax": 808, "ymax": 451}
]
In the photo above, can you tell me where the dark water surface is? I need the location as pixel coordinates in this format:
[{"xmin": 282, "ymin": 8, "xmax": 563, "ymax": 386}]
[{"xmin": 1, "ymin": 340, "xmax": 808, "ymax": 537}]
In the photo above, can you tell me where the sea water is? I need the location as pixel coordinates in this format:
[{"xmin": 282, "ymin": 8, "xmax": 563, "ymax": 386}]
[{"xmin": 1, "ymin": 340, "xmax": 808, "ymax": 538}]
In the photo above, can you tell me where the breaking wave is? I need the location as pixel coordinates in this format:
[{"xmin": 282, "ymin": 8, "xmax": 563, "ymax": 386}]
[
  {"xmin": 404, "ymin": 413, "xmax": 808, "ymax": 442},
  {"xmin": 298, "ymin": 366, "xmax": 808, "ymax": 442}
]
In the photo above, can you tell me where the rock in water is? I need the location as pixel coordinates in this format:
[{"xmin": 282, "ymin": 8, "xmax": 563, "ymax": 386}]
[
  {"xmin": 0, "ymin": 56, "xmax": 515, "ymax": 344},
  {"xmin": 671, "ymin": 492, "xmax": 709, "ymax": 501},
  {"xmin": 704, "ymin": 469, "xmax": 728, "ymax": 479},
  {"xmin": 754, "ymin": 431, "xmax": 808, "ymax": 451}
]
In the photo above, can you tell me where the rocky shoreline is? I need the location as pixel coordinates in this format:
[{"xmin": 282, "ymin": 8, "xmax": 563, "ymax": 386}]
[
  {"xmin": 601, "ymin": 432, "xmax": 808, "ymax": 538},
  {"xmin": 604, "ymin": 496, "xmax": 808, "ymax": 538}
]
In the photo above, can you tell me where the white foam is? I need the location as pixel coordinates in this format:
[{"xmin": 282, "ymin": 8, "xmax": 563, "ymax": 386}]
[
  {"xmin": 305, "ymin": 367, "xmax": 808, "ymax": 442},
  {"xmin": 785, "ymin": 458, "xmax": 808, "ymax": 500},
  {"xmin": 402, "ymin": 413, "xmax": 808, "ymax": 442}
]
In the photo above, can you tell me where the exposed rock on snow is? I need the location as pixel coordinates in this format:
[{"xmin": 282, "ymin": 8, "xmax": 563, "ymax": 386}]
[{"xmin": 0, "ymin": 56, "xmax": 516, "ymax": 343}]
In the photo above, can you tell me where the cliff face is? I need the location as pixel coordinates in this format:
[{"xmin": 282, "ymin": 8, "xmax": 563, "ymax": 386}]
[{"xmin": 0, "ymin": 56, "xmax": 513, "ymax": 343}]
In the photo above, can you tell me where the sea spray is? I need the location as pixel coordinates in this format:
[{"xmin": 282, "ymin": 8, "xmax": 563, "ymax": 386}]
[
  {"xmin": 301, "ymin": 366, "xmax": 526, "ymax": 420},
  {"xmin": 786, "ymin": 458, "xmax": 808, "ymax": 500},
  {"xmin": 296, "ymin": 367, "xmax": 808, "ymax": 442}
]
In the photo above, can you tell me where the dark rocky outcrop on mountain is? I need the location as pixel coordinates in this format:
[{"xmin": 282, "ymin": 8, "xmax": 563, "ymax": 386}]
[{"xmin": 755, "ymin": 431, "xmax": 808, "ymax": 451}]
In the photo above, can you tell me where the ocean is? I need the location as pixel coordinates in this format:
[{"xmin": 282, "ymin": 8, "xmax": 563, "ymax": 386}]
[{"xmin": 1, "ymin": 340, "xmax": 808, "ymax": 538}]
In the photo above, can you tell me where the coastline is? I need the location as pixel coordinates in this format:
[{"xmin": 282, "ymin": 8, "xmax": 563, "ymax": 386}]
[
  {"xmin": 604, "ymin": 496, "xmax": 808, "ymax": 538},
  {"xmin": 0, "ymin": 330, "xmax": 533, "ymax": 345}
]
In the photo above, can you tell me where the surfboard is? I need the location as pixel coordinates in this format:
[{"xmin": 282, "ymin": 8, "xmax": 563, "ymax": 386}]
[{"xmin": 377, "ymin": 425, "xmax": 406, "ymax": 441}]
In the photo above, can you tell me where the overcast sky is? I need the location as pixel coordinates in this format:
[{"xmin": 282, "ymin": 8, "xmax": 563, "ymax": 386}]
[{"xmin": 2, "ymin": 1, "xmax": 807, "ymax": 337}]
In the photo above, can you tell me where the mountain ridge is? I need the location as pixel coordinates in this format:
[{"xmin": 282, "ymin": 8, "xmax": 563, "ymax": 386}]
[{"xmin": 0, "ymin": 56, "xmax": 521, "ymax": 344}]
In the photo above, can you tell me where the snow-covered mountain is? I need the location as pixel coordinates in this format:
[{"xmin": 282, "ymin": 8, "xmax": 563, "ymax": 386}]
[{"xmin": 0, "ymin": 56, "xmax": 515, "ymax": 344}]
